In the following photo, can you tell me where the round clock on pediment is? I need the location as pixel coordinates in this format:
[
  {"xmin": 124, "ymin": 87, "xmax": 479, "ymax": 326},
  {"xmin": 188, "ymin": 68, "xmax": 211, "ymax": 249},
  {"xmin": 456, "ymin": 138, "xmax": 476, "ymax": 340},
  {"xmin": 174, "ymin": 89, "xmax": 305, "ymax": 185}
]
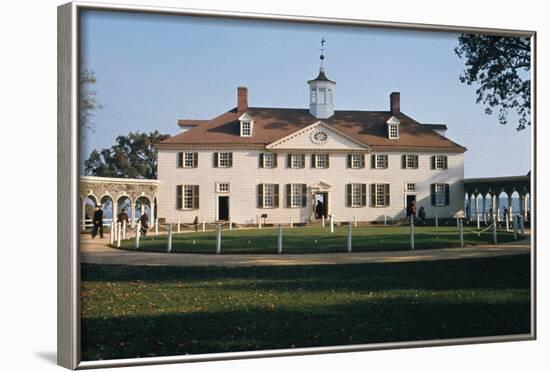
[{"xmin": 310, "ymin": 130, "xmax": 328, "ymax": 145}]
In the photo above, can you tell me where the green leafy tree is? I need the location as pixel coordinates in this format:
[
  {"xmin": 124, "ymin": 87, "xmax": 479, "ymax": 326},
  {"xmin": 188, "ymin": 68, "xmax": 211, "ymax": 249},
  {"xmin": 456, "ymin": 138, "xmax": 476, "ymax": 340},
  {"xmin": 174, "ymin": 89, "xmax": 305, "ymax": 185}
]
[
  {"xmin": 80, "ymin": 64, "xmax": 103, "ymax": 130},
  {"xmin": 84, "ymin": 131, "xmax": 170, "ymax": 179},
  {"xmin": 455, "ymin": 34, "xmax": 531, "ymax": 131}
]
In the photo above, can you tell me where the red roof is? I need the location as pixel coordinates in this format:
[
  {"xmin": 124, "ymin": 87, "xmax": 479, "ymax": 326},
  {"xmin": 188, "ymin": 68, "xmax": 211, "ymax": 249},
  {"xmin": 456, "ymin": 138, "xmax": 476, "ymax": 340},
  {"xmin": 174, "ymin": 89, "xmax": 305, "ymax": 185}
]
[{"xmin": 158, "ymin": 107, "xmax": 466, "ymax": 152}]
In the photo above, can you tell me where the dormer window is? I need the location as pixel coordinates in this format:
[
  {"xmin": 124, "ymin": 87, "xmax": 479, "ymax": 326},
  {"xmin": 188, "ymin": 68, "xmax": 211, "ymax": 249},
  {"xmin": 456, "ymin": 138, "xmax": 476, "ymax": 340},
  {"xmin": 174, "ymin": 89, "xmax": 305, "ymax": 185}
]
[
  {"xmin": 389, "ymin": 124, "xmax": 399, "ymax": 139},
  {"xmin": 386, "ymin": 116, "xmax": 400, "ymax": 139},
  {"xmin": 239, "ymin": 113, "xmax": 253, "ymax": 137}
]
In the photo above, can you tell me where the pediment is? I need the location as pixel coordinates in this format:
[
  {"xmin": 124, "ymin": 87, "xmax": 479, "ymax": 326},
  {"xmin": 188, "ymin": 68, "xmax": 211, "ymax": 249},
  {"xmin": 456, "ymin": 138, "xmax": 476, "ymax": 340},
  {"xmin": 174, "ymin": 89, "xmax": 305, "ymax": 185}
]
[{"xmin": 266, "ymin": 121, "xmax": 367, "ymax": 150}]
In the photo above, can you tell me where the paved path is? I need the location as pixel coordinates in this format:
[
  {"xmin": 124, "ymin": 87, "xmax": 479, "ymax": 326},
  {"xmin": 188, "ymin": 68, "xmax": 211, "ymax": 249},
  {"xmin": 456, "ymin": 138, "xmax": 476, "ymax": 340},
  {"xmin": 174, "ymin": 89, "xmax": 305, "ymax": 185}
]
[{"xmin": 80, "ymin": 234, "xmax": 531, "ymax": 267}]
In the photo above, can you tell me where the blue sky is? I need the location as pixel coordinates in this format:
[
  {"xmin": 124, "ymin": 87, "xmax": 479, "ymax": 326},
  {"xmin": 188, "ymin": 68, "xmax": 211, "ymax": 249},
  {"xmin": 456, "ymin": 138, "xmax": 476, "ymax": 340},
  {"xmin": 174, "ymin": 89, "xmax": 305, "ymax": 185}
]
[{"xmin": 80, "ymin": 10, "xmax": 531, "ymax": 178}]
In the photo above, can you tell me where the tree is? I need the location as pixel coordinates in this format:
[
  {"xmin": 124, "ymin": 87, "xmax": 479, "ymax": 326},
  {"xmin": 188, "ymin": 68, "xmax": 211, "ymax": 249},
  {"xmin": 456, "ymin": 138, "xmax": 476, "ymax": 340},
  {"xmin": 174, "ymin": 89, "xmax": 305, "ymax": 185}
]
[
  {"xmin": 80, "ymin": 63, "xmax": 103, "ymax": 130},
  {"xmin": 454, "ymin": 34, "xmax": 531, "ymax": 131},
  {"xmin": 84, "ymin": 131, "xmax": 170, "ymax": 179}
]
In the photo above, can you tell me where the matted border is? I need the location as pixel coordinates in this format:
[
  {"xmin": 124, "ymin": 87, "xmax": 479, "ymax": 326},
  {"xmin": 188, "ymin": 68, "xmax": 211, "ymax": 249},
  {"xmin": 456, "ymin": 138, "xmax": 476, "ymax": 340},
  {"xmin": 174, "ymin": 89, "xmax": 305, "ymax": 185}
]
[{"xmin": 57, "ymin": 1, "xmax": 537, "ymax": 369}]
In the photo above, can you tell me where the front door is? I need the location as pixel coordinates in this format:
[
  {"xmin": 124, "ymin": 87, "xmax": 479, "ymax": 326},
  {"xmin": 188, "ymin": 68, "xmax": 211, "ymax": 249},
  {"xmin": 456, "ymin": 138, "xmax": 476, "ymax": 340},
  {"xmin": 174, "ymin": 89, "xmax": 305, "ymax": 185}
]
[
  {"xmin": 406, "ymin": 195, "xmax": 416, "ymax": 217},
  {"xmin": 218, "ymin": 196, "xmax": 229, "ymax": 221},
  {"xmin": 315, "ymin": 192, "xmax": 328, "ymax": 219}
]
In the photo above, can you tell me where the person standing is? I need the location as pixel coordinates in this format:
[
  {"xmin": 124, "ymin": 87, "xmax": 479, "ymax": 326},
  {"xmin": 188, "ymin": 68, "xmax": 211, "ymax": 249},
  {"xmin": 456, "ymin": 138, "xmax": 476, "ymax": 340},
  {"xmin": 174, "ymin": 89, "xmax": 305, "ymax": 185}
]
[
  {"xmin": 139, "ymin": 212, "xmax": 149, "ymax": 237},
  {"xmin": 117, "ymin": 209, "xmax": 129, "ymax": 225},
  {"xmin": 91, "ymin": 204, "xmax": 104, "ymax": 239},
  {"xmin": 418, "ymin": 205, "xmax": 426, "ymax": 224}
]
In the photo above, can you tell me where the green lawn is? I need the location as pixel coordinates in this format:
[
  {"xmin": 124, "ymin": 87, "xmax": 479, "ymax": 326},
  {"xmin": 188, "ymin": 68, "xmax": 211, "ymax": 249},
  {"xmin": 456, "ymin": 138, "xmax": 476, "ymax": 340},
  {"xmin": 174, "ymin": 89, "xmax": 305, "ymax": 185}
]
[
  {"xmin": 117, "ymin": 225, "xmax": 519, "ymax": 254},
  {"xmin": 81, "ymin": 254, "xmax": 531, "ymax": 361}
]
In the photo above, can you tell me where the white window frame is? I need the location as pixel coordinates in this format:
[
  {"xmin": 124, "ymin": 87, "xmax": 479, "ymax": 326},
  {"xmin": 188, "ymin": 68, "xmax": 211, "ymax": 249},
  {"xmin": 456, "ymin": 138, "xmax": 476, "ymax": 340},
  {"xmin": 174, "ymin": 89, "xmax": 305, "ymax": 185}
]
[
  {"xmin": 318, "ymin": 88, "xmax": 326, "ymax": 104},
  {"xmin": 216, "ymin": 182, "xmax": 230, "ymax": 193},
  {"xmin": 389, "ymin": 124, "xmax": 399, "ymax": 139},
  {"xmin": 351, "ymin": 154, "xmax": 362, "ymax": 169},
  {"xmin": 263, "ymin": 153, "xmax": 274, "ymax": 168},
  {"xmin": 263, "ymin": 184, "xmax": 275, "ymax": 208},
  {"xmin": 290, "ymin": 184, "xmax": 303, "ymax": 208},
  {"xmin": 405, "ymin": 154, "xmax": 417, "ymax": 169},
  {"xmin": 327, "ymin": 88, "xmax": 333, "ymax": 105},
  {"xmin": 435, "ymin": 155, "xmax": 447, "ymax": 169},
  {"xmin": 240, "ymin": 120, "xmax": 252, "ymax": 137},
  {"xmin": 183, "ymin": 152, "xmax": 195, "ymax": 168},
  {"xmin": 375, "ymin": 154, "xmax": 387, "ymax": 169},
  {"xmin": 435, "ymin": 184, "xmax": 446, "ymax": 207},
  {"xmin": 290, "ymin": 154, "xmax": 304, "ymax": 169},
  {"xmin": 310, "ymin": 88, "xmax": 317, "ymax": 103},
  {"xmin": 315, "ymin": 154, "xmax": 328, "ymax": 168},
  {"xmin": 218, "ymin": 152, "xmax": 230, "ymax": 168},
  {"xmin": 405, "ymin": 183, "xmax": 416, "ymax": 192},
  {"xmin": 183, "ymin": 185, "xmax": 195, "ymax": 209},
  {"xmin": 375, "ymin": 184, "xmax": 387, "ymax": 207},
  {"xmin": 351, "ymin": 183, "xmax": 362, "ymax": 207}
]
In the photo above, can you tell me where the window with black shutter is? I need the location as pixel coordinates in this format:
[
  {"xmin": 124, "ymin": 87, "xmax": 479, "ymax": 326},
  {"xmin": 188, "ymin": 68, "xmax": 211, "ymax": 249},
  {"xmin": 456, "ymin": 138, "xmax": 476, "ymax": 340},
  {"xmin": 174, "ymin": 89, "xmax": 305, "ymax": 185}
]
[
  {"xmin": 274, "ymin": 184, "xmax": 280, "ymax": 207},
  {"xmin": 445, "ymin": 184, "xmax": 450, "ymax": 206},
  {"xmin": 346, "ymin": 184, "xmax": 352, "ymax": 207},
  {"xmin": 257, "ymin": 184, "xmax": 263, "ymax": 208},
  {"xmin": 177, "ymin": 152, "xmax": 183, "ymax": 168},
  {"xmin": 193, "ymin": 185, "xmax": 200, "ymax": 209},
  {"xmin": 176, "ymin": 185, "xmax": 183, "ymax": 209},
  {"xmin": 301, "ymin": 184, "xmax": 307, "ymax": 207},
  {"xmin": 213, "ymin": 152, "xmax": 219, "ymax": 168},
  {"xmin": 259, "ymin": 153, "xmax": 264, "ymax": 168},
  {"xmin": 361, "ymin": 184, "xmax": 367, "ymax": 206}
]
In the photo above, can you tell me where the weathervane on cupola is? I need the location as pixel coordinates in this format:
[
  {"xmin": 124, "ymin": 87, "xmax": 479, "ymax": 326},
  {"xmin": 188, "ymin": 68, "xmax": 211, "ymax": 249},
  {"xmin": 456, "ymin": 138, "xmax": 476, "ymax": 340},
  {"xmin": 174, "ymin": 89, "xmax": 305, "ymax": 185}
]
[{"xmin": 308, "ymin": 37, "xmax": 336, "ymax": 119}]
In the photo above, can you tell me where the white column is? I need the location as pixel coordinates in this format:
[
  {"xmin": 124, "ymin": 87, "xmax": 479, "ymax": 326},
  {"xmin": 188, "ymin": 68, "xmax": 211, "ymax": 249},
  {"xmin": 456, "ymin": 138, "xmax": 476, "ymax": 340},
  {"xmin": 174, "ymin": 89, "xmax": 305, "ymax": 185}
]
[
  {"xmin": 177, "ymin": 219, "xmax": 181, "ymax": 234},
  {"xmin": 81, "ymin": 199, "xmax": 87, "ymax": 231},
  {"xmin": 150, "ymin": 203, "xmax": 155, "ymax": 228},
  {"xmin": 481, "ymin": 194, "xmax": 487, "ymax": 224},
  {"xmin": 474, "ymin": 194, "xmax": 479, "ymax": 225},
  {"xmin": 116, "ymin": 222, "xmax": 121, "ymax": 248},
  {"xmin": 495, "ymin": 194, "xmax": 501, "ymax": 222},
  {"xmin": 202, "ymin": 218, "xmax": 206, "ymax": 232},
  {"xmin": 523, "ymin": 194, "xmax": 529, "ymax": 221},
  {"xmin": 330, "ymin": 214, "xmax": 334, "ymax": 233},
  {"xmin": 135, "ymin": 221, "xmax": 141, "ymax": 249},
  {"xmin": 508, "ymin": 194, "xmax": 513, "ymax": 222},
  {"xmin": 130, "ymin": 201, "xmax": 136, "ymax": 227},
  {"xmin": 459, "ymin": 219, "xmax": 464, "ymax": 248}
]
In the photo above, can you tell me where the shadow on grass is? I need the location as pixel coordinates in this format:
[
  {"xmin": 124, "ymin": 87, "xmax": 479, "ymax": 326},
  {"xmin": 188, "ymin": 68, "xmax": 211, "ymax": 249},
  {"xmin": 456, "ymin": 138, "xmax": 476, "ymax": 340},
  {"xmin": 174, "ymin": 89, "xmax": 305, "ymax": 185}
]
[
  {"xmin": 82, "ymin": 298, "xmax": 530, "ymax": 361},
  {"xmin": 81, "ymin": 255, "xmax": 531, "ymax": 361},
  {"xmin": 82, "ymin": 255, "xmax": 531, "ymax": 291}
]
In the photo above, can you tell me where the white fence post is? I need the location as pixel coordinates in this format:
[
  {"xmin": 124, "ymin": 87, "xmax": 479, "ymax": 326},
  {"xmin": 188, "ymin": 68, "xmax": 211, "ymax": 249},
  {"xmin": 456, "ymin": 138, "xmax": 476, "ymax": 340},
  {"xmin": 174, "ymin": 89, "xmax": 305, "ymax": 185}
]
[
  {"xmin": 459, "ymin": 219, "xmax": 464, "ymax": 248},
  {"xmin": 135, "ymin": 221, "xmax": 141, "ymax": 250},
  {"xmin": 177, "ymin": 219, "xmax": 181, "ymax": 234},
  {"xmin": 384, "ymin": 215, "xmax": 387, "ymax": 226},
  {"xmin": 216, "ymin": 224, "xmax": 222, "ymax": 254},
  {"xmin": 122, "ymin": 221, "xmax": 127, "ymax": 240},
  {"xmin": 278, "ymin": 224, "xmax": 283, "ymax": 254},
  {"xmin": 492, "ymin": 214, "xmax": 498, "ymax": 245},
  {"xmin": 476, "ymin": 213, "xmax": 480, "ymax": 230},
  {"xmin": 435, "ymin": 214, "xmax": 439, "ymax": 228},
  {"xmin": 347, "ymin": 222, "xmax": 352, "ymax": 253},
  {"xmin": 167, "ymin": 224, "xmax": 173, "ymax": 253},
  {"xmin": 505, "ymin": 213, "xmax": 510, "ymax": 232},
  {"xmin": 155, "ymin": 219, "xmax": 159, "ymax": 235},
  {"xmin": 330, "ymin": 215, "xmax": 334, "ymax": 234},
  {"xmin": 354, "ymin": 216, "xmax": 357, "ymax": 228},
  {"xmin": 202, "ymin": 218, "xmax": 206, "ymax": 232},
  {"xmin": 116, "ymin": 222, "xmax": 121, "ymax": 248},
  {"xmin": 456, "ymin": 216, "xmax": 460, "ymax": 231},
  {"xmin": 321, "ymin": 215, "xmax": 325, "ymax": 228},
  {"xmin": 110, "ymin": 222, "xmax": 115, "ymax": 245},
  {"xmin": 410, "ymin": 215, "xmax": 415, "ymax": 250},
  {"xmin": 229, "ymin": 217, "xmax": 233, "ymax": 230},
  {"xmin": 290, "ymin": 216, "xmax": 293, "ymax": 228}
]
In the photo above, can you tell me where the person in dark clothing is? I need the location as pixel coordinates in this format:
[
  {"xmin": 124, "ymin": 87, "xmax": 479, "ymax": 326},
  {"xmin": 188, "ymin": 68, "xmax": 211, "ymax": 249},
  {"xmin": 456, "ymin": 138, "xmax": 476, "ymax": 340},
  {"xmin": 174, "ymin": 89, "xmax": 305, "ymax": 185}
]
[
  {"xmin": 117, "ymin": 209, "xmax": 129, "ymax": 225},
  {"xmin": 315, "ymin": 201, "xmax": 324, "ymax": 219},
  {"xmin": 139, "ymin": 212, "xmax": 149, "ymax": 236},
  {"xmin": 418, "ymin": 205, "xmax": 426, "ymax": 224},
  {"xmin": 91, "ymin": 204, "xmax": 104, "ymax": 239}
]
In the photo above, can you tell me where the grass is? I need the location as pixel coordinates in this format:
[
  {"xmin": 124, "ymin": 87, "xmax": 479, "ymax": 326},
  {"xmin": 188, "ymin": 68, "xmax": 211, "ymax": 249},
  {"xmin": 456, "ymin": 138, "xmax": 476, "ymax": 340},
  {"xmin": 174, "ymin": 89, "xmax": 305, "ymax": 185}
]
[
  {"xmin": 117, "ymin": 225, "xmax": 518, "ymax": 254},
  {"xmin": 81, "ymin": 254, "xmax": 531, "ymax": 361}
]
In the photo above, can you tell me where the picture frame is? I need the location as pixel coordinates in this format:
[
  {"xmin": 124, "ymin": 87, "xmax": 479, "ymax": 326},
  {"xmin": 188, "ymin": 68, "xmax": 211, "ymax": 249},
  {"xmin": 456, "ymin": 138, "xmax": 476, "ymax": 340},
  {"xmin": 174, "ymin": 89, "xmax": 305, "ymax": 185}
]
[{"xmin": 58, "ymin": 1, "xmax": 537, "ymax": 369}]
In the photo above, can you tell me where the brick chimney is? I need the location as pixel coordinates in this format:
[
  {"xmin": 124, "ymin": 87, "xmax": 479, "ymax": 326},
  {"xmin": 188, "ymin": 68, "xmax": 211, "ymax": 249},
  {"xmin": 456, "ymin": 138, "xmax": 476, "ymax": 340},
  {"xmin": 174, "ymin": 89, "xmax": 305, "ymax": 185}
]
[
  {"xmin": 390, "ymin": 92, "xmax": 400, "ymax": 115},
  {"xmin": 237, "ymin": 86, "xmax": 248, "ymax": 113}
]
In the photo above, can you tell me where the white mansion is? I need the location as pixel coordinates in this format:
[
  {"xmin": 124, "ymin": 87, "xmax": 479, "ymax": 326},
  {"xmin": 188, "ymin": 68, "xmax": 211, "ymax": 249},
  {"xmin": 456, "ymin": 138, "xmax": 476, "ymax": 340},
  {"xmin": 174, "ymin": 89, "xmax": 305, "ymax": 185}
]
[{"xmin": 156, "ymin": 62, "xmax": 466, "ymax": 225}]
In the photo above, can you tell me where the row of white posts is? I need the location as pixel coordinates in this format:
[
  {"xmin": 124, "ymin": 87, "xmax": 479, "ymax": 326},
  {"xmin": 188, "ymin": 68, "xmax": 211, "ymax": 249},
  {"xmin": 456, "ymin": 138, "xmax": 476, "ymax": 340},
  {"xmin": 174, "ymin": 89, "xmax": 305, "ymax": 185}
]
[{"xmin": 137, "ymin": 213, "xmax": 528, "ymax": 253}]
